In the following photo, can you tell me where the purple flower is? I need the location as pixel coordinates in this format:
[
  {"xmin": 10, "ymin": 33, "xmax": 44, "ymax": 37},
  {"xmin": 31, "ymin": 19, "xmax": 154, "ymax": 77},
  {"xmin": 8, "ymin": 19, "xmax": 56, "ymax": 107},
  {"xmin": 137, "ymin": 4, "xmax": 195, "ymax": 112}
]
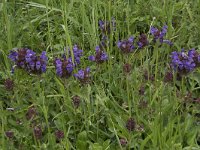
[
  {"xmin": 150, "ymin": 26, "xmax": 160, "ymax": 39},
  {"xmin": 4, "ymin": 78, "xmax": 14, "ymax": 91},
  {"xmin": 54, "ymin": 57, "xmax": 74, "ymax": 78},
  {"xmin": 55, "ymin": 130, "xmax": 64, "ymax": 141},
  {"xmin": 5, "ymin": 131, "xmax": 14, "ymax": 139},
  {"xmin": 40, "ymin": 51, "xmax": 48, "ymax": 62},
  {"xmin": 88, "ymin": 55, "xmax": 95, "ymax": 61},
  {"xmin": 8, "ymin": 48, "xmax": 48, "ymax": 74},
  {"xmin": 170, "ymin": 49, "xmax": 198, "ymax": 74},
  {"xmin": 33, "ymin": 125, "xmax": 42, "ymax": 139},
  {"xmin": 66, "ymin": 45, "xmax": 83, "ymax": 65},
  {"xmin": 38, "ymin": 51, "xmax": 48, "ymax": 73},
  {"xmin": 164, "ymin": 71, "xmax": 173, "ymax": 82},
  {"xmin": 99, "ymin": 20, "xmax": 106, "ymax": 31},
  {"xmin": 88, "ymin": 46, "xmax": 108, "ymax": 63},
  {"xmin": 126, "ymin": 118, "xmax": 136, "ymax": 132},
  {"xmin": 74, "ymin": 67, "xmax": 90, "ymax": 84},
  {"xmin": 137, "ymin": 34, "xmax": 149, "ymax": 48},
  {"xmin": 41, "ymin": 64, "xmax": 47, "ymax": 72},
  {"xmin": 26, "ymin": 106, "xmax": 37, "ymax": 120},
  {"xmin": 150, "ymin": 25, "xmax": 172, "ymax": 45},
  {"xmin": 123, "ymin": 63, "xmax": 132, "ymax": 74},
  {"xmin": 8, "ymin": 51, "xmax": 18, "ymax": 62},
  {"xmin": 117, "ymin": 36, "xmax": 135, "ymax": 53},
  {"xmin": 55, "ymin": 59, "xmax": 62, "ymax": 76},
  {"xmin": 74, "ymin": 70, "xmax": 84, "ymax": 79},
  {"xmin": 29, "ymin": 61, "xmax": 35, "ymax": 70},
  {"xmin": 25, "ymin": 49, "xmax": 36, "ymax": 63}
]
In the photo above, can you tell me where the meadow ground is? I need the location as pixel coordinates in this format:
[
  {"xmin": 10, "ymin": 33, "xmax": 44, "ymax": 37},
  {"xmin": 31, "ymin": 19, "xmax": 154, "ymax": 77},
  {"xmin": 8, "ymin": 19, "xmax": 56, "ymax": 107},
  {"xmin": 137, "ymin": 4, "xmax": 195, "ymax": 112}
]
[{"xmin": 0, "ymin": 0, "xmax": 200, "ymax": 149}]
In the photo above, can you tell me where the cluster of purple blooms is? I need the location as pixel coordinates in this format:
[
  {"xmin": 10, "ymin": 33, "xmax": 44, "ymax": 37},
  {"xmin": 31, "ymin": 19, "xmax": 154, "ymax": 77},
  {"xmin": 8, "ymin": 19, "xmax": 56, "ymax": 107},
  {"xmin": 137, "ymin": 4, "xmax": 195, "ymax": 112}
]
[
  {"xmin": 137, "ymin": 34, "xmax": 149, "ymax": 49},
  {"xmin": 88, "ymin": 46, "xmax": 108, "ymax": 64},
  {"xmin": 66, "ymin": 44, "xmax": 83, "ymax": 65},
  {"xmin": 117, "ymin": 36, "xmax": 135, "ymax": 53},
  {"xmin": 150, "ymin": 25, "xmax": 172, "ymax": 46},
  {"xmin": 171, "ymin": 48, "xmax": 200, "ymax": 74},
  {"xmin": 54, "ymin": 45, "xmax": 83, "ymax": 78},
  {"xmin": 74, "ymin": 67, "xmax": 90, "ymax": 84},
  {"xmin": 117, "ymin": 25, "xmax": 172, "ymax": 54},
  {"xmin": 7, "ymin": 22, "xmax": 175, "ymax": 83},
  {"xmin": 8, "ymin": 48, "xmax": 47, "ymax": 74},
  {"xmin": 54, "ymin": 57, "xmax": 74, "ymax": 78},
  {"xmin": 117, "ymin": 34, "xmax": 149, "ymax": 53},
  {"xmin": 54, "ymin": 45, "xmax": 94, "ymax": 84}
]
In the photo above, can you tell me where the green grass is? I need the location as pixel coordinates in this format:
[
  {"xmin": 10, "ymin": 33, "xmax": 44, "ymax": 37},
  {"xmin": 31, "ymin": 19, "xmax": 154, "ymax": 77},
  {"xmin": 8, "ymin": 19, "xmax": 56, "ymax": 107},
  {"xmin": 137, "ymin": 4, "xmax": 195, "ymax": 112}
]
[{"xmin": 0, "ymin": 0, "xmax": 200, "ymax": 149}]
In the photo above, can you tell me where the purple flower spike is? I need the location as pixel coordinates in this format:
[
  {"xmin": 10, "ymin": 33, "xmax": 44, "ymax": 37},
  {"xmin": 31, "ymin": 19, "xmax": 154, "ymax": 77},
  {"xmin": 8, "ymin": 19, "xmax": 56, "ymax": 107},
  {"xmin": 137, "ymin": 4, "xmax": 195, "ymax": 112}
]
[
  {"xmin": 36, "ymin": 61, "xmax": 41, "ymax": 70},
  {"xmin": 8, "ymin": 51, "xmax": 18, "ymax": 62},
  {"xmin": 88, "ymin": 55, "xmax": 95, "ymax": 61},
  {"xmin": 75, "ymin": 70, "xmax": 84, "ymax": 79},
  {"xmin": 40, "ymin": 51, "xmax": 48, "ymax": 62},
  {"xmin": 25, "ymin": 49, "xmax": 36, "ymax": 63},
  {"xmin": 150, "ymin": 27, "xmax": 160, "ymax": 39},
  {"xmin": 86, "ymin": 67, "xmax": 90, "ymax": 72},
  {"xmin": 117, "ymin": 36, "xmax": 135, "ymax": 54},
  {"xmin": 88, "ymin": 46, "xmax": 108, "ymax": 64},
  {"xmin": 161, "ymin": 25, "xmax": 168, "ymax": 36},
  {"xmin": 128, "ymin": 36, "xmax": 134, "ymax": 43},
  {"xmin": 54, "ymin": 58, "xmax": 73, "ymax": 78},
  {"xmin": 8, "ymin": 48, "xmax": 48, "ymax": 74},
  {"xmin": 137, "ymin": 34, "xmax": 149, "ymax": 48},
  {"xmin": 55, "ymin": 59, "xmax": 63, "ymax": 77},
  {"xmin": 29, "ymin": 61, "xmax": 35, "ymax": 70},
  {"xmin": 126, "ymin": 118, "xmax": 136, "ymax": 132},
  {"xmin": 99, "ymin": 20, "xmax": 105, "ymax": 30},
  {"xmin": 150, "ymin": 25, "xmax": 172, "ymax": 45},
  {"xmin": 41, "ymin": 64, "xmax": 46, "ymax": 72},
  {"xmin": 170, "ymin": 48, "xmax": 200, "ymax": 75},
  {"xmin": 74, "ymin": 67, "xmax": 90, "ymax": 84},
  {"xmin": 117, "ymin": 41, "xmax": 122, "ymax": 48},
  {"xmin": 67, "ymin": 45, "xmax": 83, "ymax": 65}
]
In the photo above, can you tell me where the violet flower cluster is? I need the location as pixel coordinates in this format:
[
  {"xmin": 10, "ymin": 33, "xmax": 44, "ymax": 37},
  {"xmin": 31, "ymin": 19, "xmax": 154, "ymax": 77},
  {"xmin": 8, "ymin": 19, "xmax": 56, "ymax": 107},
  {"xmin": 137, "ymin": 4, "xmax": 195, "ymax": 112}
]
[
  {"xmin": 117, "ymin": 25, "xmax": 172, "ymax": 55},
  {"xmin": 137, "ymin": 34, "xmax": 149, "ymax": 48},
  {"xmin": 54, "ymin": 57, "xmax": 73, "ymax": 78},
  {"xmin": 74, "ymin": 67, "xmax": 90, "ymax": 84},
  {"xmin": 54, "ymin": 45, "xmax": 91, "ymax": 84},
  {"xmin": 66, "ymin": 44, "xmax": 83, "ymax": 65},
  {"xmin": 8, "ymin": 48, "xmax": 47, "ymax": 74},
  {"xmin": 118, "ymin": 33, "xmax": 149, "ymax": 52},
  {"xmin": 54, "ymin": 45, "xmax": 83, "ymax": 78},
  {"xmin": 171, "ymin": 48, "xmax": 200, "ymax": 74},
  {"xmin": 88, "ymin": 46, "xmax": 108, "ymax": 64},
  {"xmin": 150, "ymin": 25, "xmax": 172, "ymax": 46},
  {"xmin": 117, "ymin": 36, "xmax": 135, "ymax": 53}
]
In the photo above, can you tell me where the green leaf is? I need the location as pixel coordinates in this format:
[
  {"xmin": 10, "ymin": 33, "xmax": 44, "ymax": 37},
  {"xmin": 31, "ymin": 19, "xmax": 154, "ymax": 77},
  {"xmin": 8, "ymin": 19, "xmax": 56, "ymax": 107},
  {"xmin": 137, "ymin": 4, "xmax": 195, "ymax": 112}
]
[
  {"xmin": 76, "ymin": 131, "xmax": 88, "ymax": 150},
  {"xmin": 89, "ymin": 143, "xmax": 103, "ymax": 150}
]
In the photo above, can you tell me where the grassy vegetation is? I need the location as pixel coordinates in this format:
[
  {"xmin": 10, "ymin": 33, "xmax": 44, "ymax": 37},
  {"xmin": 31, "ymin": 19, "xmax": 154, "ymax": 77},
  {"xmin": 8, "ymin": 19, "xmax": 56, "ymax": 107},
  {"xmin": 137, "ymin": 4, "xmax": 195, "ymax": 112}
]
[{"xmin": 0, "ymin": 0, "xmax": 200, "ymax": 149}]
